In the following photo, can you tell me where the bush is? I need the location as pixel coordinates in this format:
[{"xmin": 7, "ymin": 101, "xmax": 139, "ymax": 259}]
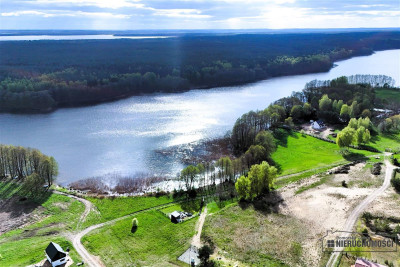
[
  {"xmin": 131, "ymin": 218, "xmax": 139, "ymax": 233},
  {"xmin": 362, "ymin": 228, "xmax": 369, "ymax": 236},
  {"xmin": 362, "ymin": 212, "xmax": 373, "ymax": 224},
  {"xmin": 198, "ymin": 244, "xmax": 214, "ymax": 267},
  {"xmin": 391, "ymin": 170, "xmax": 400, "ymax": 192},
  {"xmin": 371, "ymin": 163, "xmax": 382, "ymax": 175},
  {"xmin": 342, "ymin": 180, "xmax": 348, "ymax": 188},
  {"xmin": 375, "ymin": 218, "xmax": 391, "ymax": 233}
]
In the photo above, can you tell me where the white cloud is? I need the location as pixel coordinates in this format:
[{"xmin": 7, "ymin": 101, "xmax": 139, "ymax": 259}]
[
  {"xmin": 1, "ymin": 10, "xmax": 55, "ymax": 17},
  {"xmin": 345, "ymin": 4, "xmax": 391, "ymax": 8},
  {"xmin": 152, "ymin": 8, "xmax": 211, "ymax": 19},
  {"xmin": 1, "ymin": 9, "xmax": 131, "ymax": 18},
  {"xmin": 24, "ymin": 0, "xmax": 144, "ymax": 9}
]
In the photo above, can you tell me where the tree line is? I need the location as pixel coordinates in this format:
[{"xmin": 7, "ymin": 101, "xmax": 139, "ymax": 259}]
[
  {"xmin": 0, "ymin": 145, "xmax": 58, "ymax": 193},
  {"xmin": 179, "ymin": 75, "xmax": 399, "ymax": 200},
  {"xmin": 1, "ymin": 31, "xmax": 400, "ymax": 112}
]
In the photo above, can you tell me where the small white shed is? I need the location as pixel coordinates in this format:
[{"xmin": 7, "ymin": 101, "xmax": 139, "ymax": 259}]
[{"xmin": 45, "ymin": 242, "xmax": 67, "ymax": 267}]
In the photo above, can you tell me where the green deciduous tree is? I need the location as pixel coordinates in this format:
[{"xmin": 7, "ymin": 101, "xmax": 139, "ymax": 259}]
[
  {"xmin": 340, "ymin": 104, "xmax": 350, "ymax": 122},
  {"xmin": 235, "ymin": 161, "xmax": 277, "ymax": 200},
  {"xmin": 319, "ymin": 94, "xmax": 332, "ymax": 112},
  {"xmin": 336, "ymin": 127, "xmax": 356, "ymax": 148},
  {"xmin": 254, "ymin": 131, "xmax": 276, "ymax": 156},
  {"xmin": 290, "ymin": 105, "xmax": 303, "ymax": 121},
  {"xmin": 180, "ymin": 165, "xmax": 199, "ymax": 191}
]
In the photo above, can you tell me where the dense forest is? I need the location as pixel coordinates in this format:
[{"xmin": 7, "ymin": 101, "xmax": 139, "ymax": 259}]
[{"xmin": 1, "ymin": 31, "xmax": 400, "ymax": 112}]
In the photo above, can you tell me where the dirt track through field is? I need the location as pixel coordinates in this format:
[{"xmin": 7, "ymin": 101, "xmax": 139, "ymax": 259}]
[
  {"xmin": 325, "ymin": 158, "xmax": 395, "ymax": 267},
  {"xmin": 192, "ymin": 207, "xmax": 207, "ymax": 248}
]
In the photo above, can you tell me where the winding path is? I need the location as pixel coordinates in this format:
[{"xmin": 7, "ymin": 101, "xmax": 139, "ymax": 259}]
[
  {"xmin": 56, "ymin": 190, "xmax": 182, "ymax": 267},
  {"xmin": 325, "ymin": 158, "xmax": 395, "ymax": 267},
  {"xmin": 53, "ymin": 191, "xmax": 93, "ymax": 227}
]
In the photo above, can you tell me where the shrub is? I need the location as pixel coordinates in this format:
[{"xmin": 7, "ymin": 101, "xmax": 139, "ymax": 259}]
[
  {"xmin": 362, "ymin": 228, "xmax": 369, "ymax": 236},
  {"xmin": 342, "ymin": 180, "xmax": 348, "ymax": 188},
  {"xmin": 362, "ymin": 212, "xmax": 373, "ymax": 224},
  {"xmin": 131, "ymin": 218, "xmax": 139, "ymax": 233},
  {"xmin": 375, "ymin": 218, "xmax": 391, "ymax": 233},
  {"xmin": 391, "ymin": 171, "xmax": 400, "ymax": 192},
  {"xmin": 199, "ymin": 244, "xmax": 214, "ymax": 267},
  {"xmin": 371, "ymin": 163, "xmax": 382, "ymax": 175}
]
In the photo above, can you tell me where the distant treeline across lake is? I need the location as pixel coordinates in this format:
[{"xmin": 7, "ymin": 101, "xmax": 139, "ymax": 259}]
[{"xmin": 0, "ymin": 31, "xmax": 400, "ymax": 112}]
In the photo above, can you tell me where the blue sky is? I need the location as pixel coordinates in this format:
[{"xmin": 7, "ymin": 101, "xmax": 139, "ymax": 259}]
[{"xmin": 1, "ymin": 0, "xmax": 399, "ymax": 30}]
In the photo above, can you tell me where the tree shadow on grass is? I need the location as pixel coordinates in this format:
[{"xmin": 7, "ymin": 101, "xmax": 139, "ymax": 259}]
[
  {"xmin": 0, "ymin": 178, "xmax": 52, "ymax": 219},
  {"xmin": 268, "ymin": 157, "xmax": 282, "ymax": 175},
  {"xmin": 238, "ymin": 191, "xmax": 285, "ymax": 215},
  {"xmin": 273, "ymin": 128, "xmax": 298, "ymax": 148}
]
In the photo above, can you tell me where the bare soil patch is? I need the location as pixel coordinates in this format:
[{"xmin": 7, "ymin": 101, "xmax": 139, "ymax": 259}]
[
  {"xmin": 0, "ymin": 197, "xmax": 44, "ymax": 235},
  {"xmin": 279, "ymin": 162, "xmax": 381, "ymax": 266}
]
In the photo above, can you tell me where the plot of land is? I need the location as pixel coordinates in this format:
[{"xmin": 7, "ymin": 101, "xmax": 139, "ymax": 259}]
[
  {"xmin": 203, "ymin": 203, "xmax": 307, "ymax": 267},
  {"xmin": 82, "ymin": 209, "xmax": 198, "ymax": 266},
  {"xmin": 0, "ymin": 186, "xmax": 84, "ymax": 266},
  {"xmin": 271, "ymin": 132, "xmax": 374, "ymax": 175}
]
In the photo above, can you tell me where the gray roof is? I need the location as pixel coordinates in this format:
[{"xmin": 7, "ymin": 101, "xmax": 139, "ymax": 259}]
[
  {"xmin": 171, "ymin": 211, "xmax": 181, "ymax": 218},
  {"xmin": 46, "ymin": 242, "xmax": 66, "ymax": 262}
]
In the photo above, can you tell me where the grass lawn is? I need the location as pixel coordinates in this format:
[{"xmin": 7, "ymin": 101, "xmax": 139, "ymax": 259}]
[
  {"xmin": 159, "ymin": 203, "xmax": 184, "ymax": 216},
  {"xmin": 206, "ymin": 199, "xmax": 237, "ymax": 214},
  {"xmin": 272, "ymin": 131, "xmax": 375, "ymax": 176},
  {"xmin": 202, "ymin": 203, "xmax": 307, "ymax": 266},
  {"xmin": 375, "ymin": 88, "xmax": 400, "ymax": 104},
  {"xmin": 82, "ymin": 209, "xmax": 198, "ymax": 266},
  {"xmin": 81, "ymin": 195, "xmax": 174, "ymax": 228},
  {"xmin": 0, "ymin": 236, "xmax": 80, "ymax": 267},
  {"xmin": 368, "ymin": 133, "xmax": 400, "ymax": 152},
  {"xmin": 0, "ymin": 181, "xmax": 84, "ymax": 266},
  {"xmin": 274, "ymin": 163, "xmax": 344, "ymax": 189}
]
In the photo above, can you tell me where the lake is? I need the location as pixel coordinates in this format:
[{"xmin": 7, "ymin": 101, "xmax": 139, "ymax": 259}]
[{"xmin": 0, "ymin": 49, "xmax": 399, "ymax": 185}]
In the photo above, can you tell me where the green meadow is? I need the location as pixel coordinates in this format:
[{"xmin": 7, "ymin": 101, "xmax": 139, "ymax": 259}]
[
  {"xmin": 271, "ymin": 131, "xmax": 375, "ymax": 176},
  {"xmin": 82, "ymin": 209, "xmax": 197, "ymax": 266}
]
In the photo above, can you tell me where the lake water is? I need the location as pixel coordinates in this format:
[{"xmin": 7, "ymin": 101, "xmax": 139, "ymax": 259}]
[
  {"xmin": 0, "ymin": 49, "xmax": 399, "ymax": 185},
  {"xmin": 0, "ymin": 35, "xmax": 171, "ymax": 41}
]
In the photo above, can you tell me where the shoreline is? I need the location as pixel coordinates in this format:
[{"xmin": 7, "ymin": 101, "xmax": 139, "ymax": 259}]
[{"xmin": 3, "ymin": 48, "xmax": 398, "ymax": 115}]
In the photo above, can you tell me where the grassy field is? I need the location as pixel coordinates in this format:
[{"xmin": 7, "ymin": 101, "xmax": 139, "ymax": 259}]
[
  {"xmin": 82, "ymin": 209, "xmax": 198, "ymax": 266},
  {"xmin": 0, "ymin": 181, "xmax": 84, "ymax": 266},
  {"xmin": 271, "ymin": 131, "xmax": 375, "ymax": 176},
  {"xmin": 81, "ymin": 195, "xmax": 174, "ymax": 228},
  {"xmin": 0, "ymin": 236, "xmax": 80, "ymax": 267},
  {"xmin": 368, "ymin": 133, "xmax": 400, "ymax": 152},
  {"xmin": 202, "ymin": 203, "xmax": 307, "ymax": 267},
  {"xmin": 375, "ymin": 88, "xmax": 400, "ymax": 104},
  {"xmin": 274, "ymin": 163, "xmax": 346, "ymax": 189}
]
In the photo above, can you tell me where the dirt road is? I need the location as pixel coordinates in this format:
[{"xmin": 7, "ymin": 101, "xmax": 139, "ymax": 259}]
[
  {"xmin": 192, "ymin": 207, "xmax": 207, "ymax": 248},
  {"xmin": 325, "ymin": 158, "xmax": 395, "ymax": 267},
  {"xmin": 54, "ymin": 191, "xmax": 93, "ymax": 227}
]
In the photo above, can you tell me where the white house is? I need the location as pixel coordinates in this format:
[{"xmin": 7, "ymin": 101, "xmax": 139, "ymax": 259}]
[
  {"xmin": 45, "ymin": 242, "xmax": 67, "ymax": 267},
  {"xmin": 312, "ymin": 120, "xmax": 325, "ymax": 130},
  {"xmin": 170, "ymin": 211, "xmax": 182, "ymax": 223}
]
